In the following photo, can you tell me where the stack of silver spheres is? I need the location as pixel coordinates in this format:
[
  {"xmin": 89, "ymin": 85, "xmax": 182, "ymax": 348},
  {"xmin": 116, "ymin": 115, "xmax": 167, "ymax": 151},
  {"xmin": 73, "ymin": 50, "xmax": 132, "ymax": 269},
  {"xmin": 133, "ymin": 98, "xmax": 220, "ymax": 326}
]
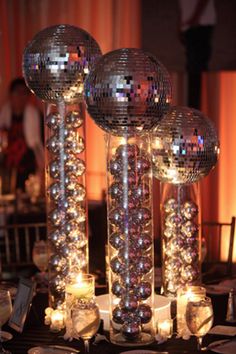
[
  {"xmin": 152, "ymin": 106, "xmax": 220, "ymax": 296},
  {"xmin": 85, "ymin": 48, "xmax": 172, "ymax": 344},
  {"xmin": 23, "ymin": 24, "xmax": 102, "ymax": 308}
]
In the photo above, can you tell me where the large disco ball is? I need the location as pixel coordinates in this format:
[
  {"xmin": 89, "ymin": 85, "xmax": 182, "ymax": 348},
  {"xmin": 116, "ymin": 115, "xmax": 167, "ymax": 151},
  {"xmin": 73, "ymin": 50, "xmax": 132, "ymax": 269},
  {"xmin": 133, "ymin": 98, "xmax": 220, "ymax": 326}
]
[
  {"xmin": 84, "ymin": 48, "xmax": 172, "ymax": 135},
  {"xmin": 23, "ymin": 24, "xmax": 101, "ymax": 103},
  {"xmin": 152, "ymin": 106, "xmax": 220, "ymax": 184}
]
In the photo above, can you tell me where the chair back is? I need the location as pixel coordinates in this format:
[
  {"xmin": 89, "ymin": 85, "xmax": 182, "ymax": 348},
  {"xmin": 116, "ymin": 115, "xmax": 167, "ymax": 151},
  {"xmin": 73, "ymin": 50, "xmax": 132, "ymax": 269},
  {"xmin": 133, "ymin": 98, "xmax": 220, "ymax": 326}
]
[
  {"xmin": 0, "ymin": 222, "xmax": 47, "ymax": 280},
  {"xmin": 202, "ymin": 216, "xmax": 236, "ymax": 277}
]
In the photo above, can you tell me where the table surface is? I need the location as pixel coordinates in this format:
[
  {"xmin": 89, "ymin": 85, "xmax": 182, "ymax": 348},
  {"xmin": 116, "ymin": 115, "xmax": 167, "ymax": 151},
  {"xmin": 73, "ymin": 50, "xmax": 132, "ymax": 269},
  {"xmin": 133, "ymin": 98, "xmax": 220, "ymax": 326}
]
[{"xmin": 3, "ymin": 291, "xmax": 236, "ymax": 354}]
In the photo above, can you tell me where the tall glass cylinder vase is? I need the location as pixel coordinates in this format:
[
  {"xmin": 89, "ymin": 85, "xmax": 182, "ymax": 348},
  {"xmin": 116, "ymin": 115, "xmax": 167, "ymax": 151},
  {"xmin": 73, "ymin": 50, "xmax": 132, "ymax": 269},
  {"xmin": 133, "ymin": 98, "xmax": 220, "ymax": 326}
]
[
  {"xmin": 45, "ymin": 102, "xmax": 88, "ymax": 309},
  {"xmin": 161, "ymin": 183, "xmax": 201, "ymax": 298},
  {"xmin": 107, "ymin": 133, "xmax": 155, "ymax": 346}
]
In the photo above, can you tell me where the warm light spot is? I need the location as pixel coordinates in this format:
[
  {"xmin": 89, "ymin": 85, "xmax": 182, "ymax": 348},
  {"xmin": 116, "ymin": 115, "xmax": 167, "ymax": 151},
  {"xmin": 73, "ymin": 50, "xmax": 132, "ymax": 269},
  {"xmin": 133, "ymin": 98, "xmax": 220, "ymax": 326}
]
[{"xmin": 76, "ymin": 272, "xmax": 82, "ymax": 284}]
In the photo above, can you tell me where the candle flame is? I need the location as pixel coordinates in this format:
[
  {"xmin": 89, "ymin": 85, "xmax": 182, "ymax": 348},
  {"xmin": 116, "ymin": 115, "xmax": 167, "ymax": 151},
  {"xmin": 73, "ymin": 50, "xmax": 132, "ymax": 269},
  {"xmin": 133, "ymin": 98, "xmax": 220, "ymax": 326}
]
[{"xmin": 76, "ymin": 272, "xmax": 82, "ymax": 284}]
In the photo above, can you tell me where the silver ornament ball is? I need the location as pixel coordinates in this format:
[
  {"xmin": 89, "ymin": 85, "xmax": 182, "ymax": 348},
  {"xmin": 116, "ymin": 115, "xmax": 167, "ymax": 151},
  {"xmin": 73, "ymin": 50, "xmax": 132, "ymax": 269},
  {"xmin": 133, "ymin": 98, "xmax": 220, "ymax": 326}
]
[
  {"xmin": 181, "ymin": 221, "xmax": 198, "ymax": 237},
  {"xmin": 121, "ymin": 321, "xmax": 141, "ymax": 341},
  {"xmin": 112, "ymin": 281, "xmax": 124, "ymax": 298},
  {"xmin": 136, "ymin": 256, "xmax": 152, "ymax": 275},
  {"xmin": 120, "ymin": 294, "xmax": 138, "ymax": 311},
  {"xmin": 181, "ymin": 200, "xmax": 198, "ymax": 220},
  {"xmin": 164, "ymin": 198, "xmax": 178, "ymax": 214},
  {"xmin": 109, "ymin": 232, "xmax": 125, "ymax": 250},
  {"xmin": 136, "ymin": 304, "xmax": 152, "ymax": 324},
  {"xmin": 65, "ymin": 111, "xmax": 83, "ymax": 128},
  {"xmin": 135, "ymin": 281, "xmax": 152, "ymax": 300}
]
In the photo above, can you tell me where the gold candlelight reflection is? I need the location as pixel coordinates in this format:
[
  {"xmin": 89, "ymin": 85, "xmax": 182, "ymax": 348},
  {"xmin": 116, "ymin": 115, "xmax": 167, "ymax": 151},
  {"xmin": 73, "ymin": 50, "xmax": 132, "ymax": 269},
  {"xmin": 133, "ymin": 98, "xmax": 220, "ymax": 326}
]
[{"xmin": 157, "ymin": 319, "xmax": 173, "ymax": 338}]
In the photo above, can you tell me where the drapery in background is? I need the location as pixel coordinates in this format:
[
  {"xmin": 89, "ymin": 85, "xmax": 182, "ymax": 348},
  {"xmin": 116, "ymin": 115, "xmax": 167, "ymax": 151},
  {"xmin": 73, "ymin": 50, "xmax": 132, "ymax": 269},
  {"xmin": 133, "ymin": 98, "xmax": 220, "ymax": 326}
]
[
  {"xmin": 0, "ymin": 0, "xmax": 141, "ymax": 200},
  {"xmin": 202, "ymin": 72, "xmax": 236, "ymax": 261}
]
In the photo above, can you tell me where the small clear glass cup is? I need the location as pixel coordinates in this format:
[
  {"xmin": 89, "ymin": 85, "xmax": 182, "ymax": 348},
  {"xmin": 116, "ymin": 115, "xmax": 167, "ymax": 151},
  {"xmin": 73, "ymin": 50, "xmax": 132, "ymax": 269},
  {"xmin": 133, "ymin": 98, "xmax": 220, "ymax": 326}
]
[
  {"xmin": 66, "ymin": 274, "xmax": 100, "ymax": 353},
  {"xmin": 32, "ymin": 240, "xmax": 48, "ymax": 292},
  {"xmin": 186, "ymin": 296, "xmax": 213, "ymax": 351},
  {"xmin": 72, "ymin": 300, "xmax": 100, "ymax": 353},
  {"xmin": 0, "ymin": 290, "xmax": 12, "ymax": 354}
]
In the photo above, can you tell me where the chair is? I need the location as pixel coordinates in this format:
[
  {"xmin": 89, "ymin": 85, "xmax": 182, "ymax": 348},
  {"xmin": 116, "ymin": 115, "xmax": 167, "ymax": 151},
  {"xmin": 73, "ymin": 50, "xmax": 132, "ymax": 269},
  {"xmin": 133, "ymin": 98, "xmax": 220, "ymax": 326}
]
[
  {"xmin": 0, "ymin": 222, "xmax": 47, "ymax": 280},
  {"xmin": 201, "ymin": 216, "xmax": 236, "ymax": 283}
]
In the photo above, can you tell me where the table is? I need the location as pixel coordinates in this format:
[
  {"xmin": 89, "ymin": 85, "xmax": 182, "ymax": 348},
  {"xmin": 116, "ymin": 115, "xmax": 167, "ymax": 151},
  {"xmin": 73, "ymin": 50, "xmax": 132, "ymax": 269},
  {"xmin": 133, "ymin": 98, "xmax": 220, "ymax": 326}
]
[{"xmin": 3, "ymin": 292, "xmax": 235, "ymax": 354}]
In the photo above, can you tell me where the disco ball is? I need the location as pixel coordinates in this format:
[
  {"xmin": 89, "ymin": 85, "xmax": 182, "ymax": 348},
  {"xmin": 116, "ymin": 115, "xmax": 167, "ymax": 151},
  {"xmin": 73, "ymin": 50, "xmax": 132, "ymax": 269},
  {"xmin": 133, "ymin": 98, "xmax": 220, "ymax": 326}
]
[
  {"xmin": 23, "ymin": 24, "xmax": 101, "ymax": 103},
  {"xmin": 152, "ymin": 106, "xmax": 220, "ymax": 184},
  {"xmin": 85, "ymin": 48, "xmax": 172, "ymax": 135}
]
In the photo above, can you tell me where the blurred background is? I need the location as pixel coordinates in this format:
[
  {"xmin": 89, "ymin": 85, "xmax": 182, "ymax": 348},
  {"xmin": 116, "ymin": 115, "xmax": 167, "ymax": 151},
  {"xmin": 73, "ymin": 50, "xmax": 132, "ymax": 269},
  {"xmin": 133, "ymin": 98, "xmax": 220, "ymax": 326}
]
[{"xmin": 0, "ymin": 0, "xmax": 236, "ymax": 270}]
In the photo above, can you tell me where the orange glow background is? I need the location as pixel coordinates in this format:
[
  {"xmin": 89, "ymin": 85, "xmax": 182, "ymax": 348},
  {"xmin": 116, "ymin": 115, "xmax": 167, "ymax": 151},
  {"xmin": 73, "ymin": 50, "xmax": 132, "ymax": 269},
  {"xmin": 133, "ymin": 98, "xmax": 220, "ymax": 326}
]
[
  {"xmin": 202, "ymin": 72, "xmax": 236, "ymax": 261},
  {"xmin": 0, "ymin": 0, "xmax": 141, "ymax": 201},
  {"xmin": 0, "ymin": 0, "xmax": 236, "ymax": 261}
]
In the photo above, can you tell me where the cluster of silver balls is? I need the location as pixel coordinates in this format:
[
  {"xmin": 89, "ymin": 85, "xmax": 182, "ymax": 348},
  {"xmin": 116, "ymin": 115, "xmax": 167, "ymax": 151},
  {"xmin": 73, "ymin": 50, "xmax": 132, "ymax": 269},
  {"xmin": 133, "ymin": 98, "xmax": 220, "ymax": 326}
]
[
  {"xmin": 163, "ymin": 197, "xmax": 200, "ymax": 297},
  {"xmin": 46, "ymin": 108, "xmax": 87, "ymax": 307},
  {"xmin": 108, "ymin": 142, "xmax": 153, "ymax": 341}
]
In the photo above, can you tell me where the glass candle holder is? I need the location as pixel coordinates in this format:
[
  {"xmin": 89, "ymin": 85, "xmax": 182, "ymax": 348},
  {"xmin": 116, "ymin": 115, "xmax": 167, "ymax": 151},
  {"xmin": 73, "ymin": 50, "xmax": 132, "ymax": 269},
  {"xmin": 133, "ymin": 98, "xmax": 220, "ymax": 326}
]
[
  {"xmin": 107, "ymin": 133, "xmax": 155, "ymax": 346},
  {"xmin": 65, "ymin": 273, "xmax": 95, "ymax": 340},
  {"xmin": 45, "ymin": 102, "xmax": 88, "ymax": 309},
  {"xmin": 50, "ymin": 309, "xmax": 65, "ymax": 332},
  {"xmin": 66, "ymin": 273, "xmax": 95, "ymax": 302},
  {"xmin": 160, "ymin": 183, "xmax": 201, "ymax": 298},
  {"xmin": 177, "ymin": 285, "xmax": 206, "ymax": 339},
  {"xmin": 157, "ymin": 319, "xmax": 173, "ymax": 339}
]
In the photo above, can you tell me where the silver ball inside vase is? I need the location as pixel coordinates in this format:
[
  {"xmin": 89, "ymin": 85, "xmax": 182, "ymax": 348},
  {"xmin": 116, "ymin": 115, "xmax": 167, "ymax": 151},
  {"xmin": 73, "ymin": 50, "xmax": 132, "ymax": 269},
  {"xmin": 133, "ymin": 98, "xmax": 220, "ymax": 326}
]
[
  {"xmin": 136, "ymin": 304, "xmax": 152, "ymax": 324},
  {"xmin": 65, "ymin": 111, "xmax": 83, "ymax": 128},
  {"xmin": 121, "ymin": 321, "xmax": 141, "ymax": 341},
  {"xmin": 112, "ymin": 306, "xmax": 125, "ymax": 324},
  {"xmin": 135, "ymin": 281, "xmax": 152, "ymax": 300},
  {"xmin": 120, "ymin": 294, "xmax": 138, "ymax": 311},
  {"xmin": 181, "ymin": 200, "xmax": 198, "ymax": 220},
  {"xmin": 112, "ymin": 281, "xmax": 124, "ymax": 298}
]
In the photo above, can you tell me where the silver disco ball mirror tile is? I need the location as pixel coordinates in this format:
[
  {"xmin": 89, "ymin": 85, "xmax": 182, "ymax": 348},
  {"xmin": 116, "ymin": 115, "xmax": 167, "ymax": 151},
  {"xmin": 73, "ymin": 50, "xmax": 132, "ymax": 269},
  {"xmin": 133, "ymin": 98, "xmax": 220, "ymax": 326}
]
[
  {"xmin": 23, "ymin": 24, "xmax": 102, "ymax": 103},
  {"xmin": 84, "ymin": 48, "xmax": 172, "ymax": 135},
  {"xmin": 152, "ymin": 106, "xmax": 220, "ymax": 184}
]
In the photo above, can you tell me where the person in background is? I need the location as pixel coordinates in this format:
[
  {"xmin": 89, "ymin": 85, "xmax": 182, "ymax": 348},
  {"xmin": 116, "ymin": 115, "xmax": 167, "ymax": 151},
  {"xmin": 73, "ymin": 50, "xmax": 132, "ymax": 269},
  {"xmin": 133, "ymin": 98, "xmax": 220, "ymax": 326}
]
[
  {"xmin": 0, "ymin": 78, "xmax": 44, "ymax": 192},
  {"xmin": 179, "ymin": 0, "xmax": 216, "ymax": 109}
]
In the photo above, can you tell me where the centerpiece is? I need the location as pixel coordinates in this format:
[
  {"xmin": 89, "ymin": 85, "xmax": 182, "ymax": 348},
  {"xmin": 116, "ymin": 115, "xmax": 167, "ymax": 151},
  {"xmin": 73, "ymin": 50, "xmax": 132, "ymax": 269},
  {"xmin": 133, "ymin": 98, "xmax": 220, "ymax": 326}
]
[{"xmin": 85, "ymin": 47, "xmax": 172, "ymax": 345}]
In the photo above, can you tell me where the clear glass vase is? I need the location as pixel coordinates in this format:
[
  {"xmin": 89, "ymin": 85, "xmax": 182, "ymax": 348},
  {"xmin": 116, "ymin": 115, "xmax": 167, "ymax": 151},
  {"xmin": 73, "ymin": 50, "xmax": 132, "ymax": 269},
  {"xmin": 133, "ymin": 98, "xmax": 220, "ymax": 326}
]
[
  {"xmin": 107, "ymin": 133, "xmax": 155, "ymax": 346},
  {"xmin": 161, "ymin": 183, "xmax": 201, "ymax": 298},
  {"xmin": 45, "ymin": 102, "xmax": 88, "ymax": 309}
]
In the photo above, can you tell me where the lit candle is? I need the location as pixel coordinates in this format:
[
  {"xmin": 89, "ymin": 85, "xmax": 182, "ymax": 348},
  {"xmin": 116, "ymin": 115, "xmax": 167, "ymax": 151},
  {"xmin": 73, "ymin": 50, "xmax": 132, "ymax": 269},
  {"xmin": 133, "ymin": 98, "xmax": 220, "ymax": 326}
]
[
  {"xmin": 157, "ymin": 319, "xmax": 173, "ymax": 338},
  {"xmin": 65, "ymin": 274, "xmax": 94, "ymax": 299},
  {"xmin": 50, "ymin": 310, "xmax": 64, "ymax": 332}
]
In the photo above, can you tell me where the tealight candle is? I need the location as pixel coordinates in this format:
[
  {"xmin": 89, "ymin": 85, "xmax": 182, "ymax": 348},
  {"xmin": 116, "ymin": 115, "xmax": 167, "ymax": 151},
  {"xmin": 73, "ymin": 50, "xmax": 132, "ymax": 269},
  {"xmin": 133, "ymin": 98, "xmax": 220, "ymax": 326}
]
[
  {"xmin": 50, "ymin": 310, "xmax": 64, "ymax": 332},
  {"xmin": 157, "ymin": 319, "xmax": 173, "ymax": 338},
  {"xmin": 65, "ymin": 273, "xmax": 94, "ymax": 300}
]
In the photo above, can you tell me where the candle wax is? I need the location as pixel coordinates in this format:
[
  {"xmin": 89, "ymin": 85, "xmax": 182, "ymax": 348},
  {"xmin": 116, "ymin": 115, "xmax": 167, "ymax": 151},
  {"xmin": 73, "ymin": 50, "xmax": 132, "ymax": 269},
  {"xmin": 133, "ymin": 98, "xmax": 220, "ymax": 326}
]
[{"xmin": 66, "ymin": 282, "xmax": 93, "ymax": 299}]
